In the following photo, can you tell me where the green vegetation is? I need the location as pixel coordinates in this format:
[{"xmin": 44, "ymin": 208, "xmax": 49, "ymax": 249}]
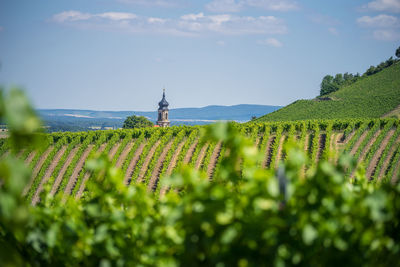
[
  {"xmin": 1, "ymin": 89, "xmax": 400, "ymax": 266},
  {"xmin": 320, "ymin": 47, "xmax": 399, "ymax": 96},
  {"xmin": 256, "ymin": 62, "xmax": 400, "ymax": 122},
  {"xmin": 5, "ymin": 117, "xmax": 400, "ymax": 202},
  {"xmin": 364, "ymin": 56, "xmax": 397, "ymax": 76},
  {"xmin": 320, "ymin": 72, "xmax": 360, "ymax": 96},
  {"xmin": 123, "ymin": 115, "xmax": 153, "ymax": 129},
  {"xmin": 319, "ymin": 57, "xmax": 398, "ymax": 97}
]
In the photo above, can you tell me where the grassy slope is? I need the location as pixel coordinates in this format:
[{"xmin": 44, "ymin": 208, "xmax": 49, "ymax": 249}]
[{"xmin": 256, "ymin": 63, "xmax": 400, "ymax": 122}]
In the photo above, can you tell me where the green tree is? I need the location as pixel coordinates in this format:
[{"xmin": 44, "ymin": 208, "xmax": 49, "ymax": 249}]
[
  {"xmin": 386, "ymin": 56, "xmax": 395, "ymax": 67},
  {"xmin": 366, "ymin": 65, "xmax": 377, "ymax": 76},
  {"xmin": 333, "ymin": 73, "xmax": 344, "ymax": 85},
  {"xmin": 122, "ymin": 115, "xmax": 153, "ymax": 129},
  {"xmin": 320, "ymin": 75, "xmax": 339, "ymax": 96},
  {"xmin": 343, "ymin": 72, "xmax": 352, "ymax": 81},
  {"xmin": 396, "ymin": 46, "xmax": 400, "ymax": 58}
]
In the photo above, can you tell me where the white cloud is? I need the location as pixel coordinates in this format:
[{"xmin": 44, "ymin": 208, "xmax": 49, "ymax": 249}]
[
  {"xmin": 97, "ymin": 12, "xmax": 137, "ymax": 21},
  {"xmin": 357, "ymin": 14, "xmax": 399, "ymax": 27},
  {"xmin": 52, "ymin": 11, "xmax": 137, "ymax": 23},
  {"xmin": 206, "ymin": 0, "xmax": 298, "ymax": 12},
  {"xmin": 373, "ymin": 29, "xmax": 400, "ymax": 40},
  {"xmin": 328, "ymin": 27, "xmax": 339, "ymax": 35},
  {"xmin": 52, "ymin": 11, "xmax": 92, "ymax": 23},
  {"xmin": 178, "ymin": 15, "xmax": 287, "ymax": 35},
  {"xmin": 181, "ymin": 13, "xmax": 205, "ymax": 21},
  {"xmin": 365, "ymin": 0, "xmax": 400, "ymax": 13},
  {"xmin": 356, "ymin": 14, "xmax": 400, "ymax": 41},
  {"xmin": 209, "ymin": 14, "xmax": 231, "ymax": 24},
  {"xmin": 258, "ymin": 38, "xmax": 282, "ymax": 47},
  {"xmin": 148, "ymin": 17, "xmax": 167, "ymax": 24},
  {"xmin": 51, "ymin": 11, "xmax": 287, "ymax": 36},
  {"xmin": 216, "ymin": 40, "xmax": 226, "ymax": 46}
]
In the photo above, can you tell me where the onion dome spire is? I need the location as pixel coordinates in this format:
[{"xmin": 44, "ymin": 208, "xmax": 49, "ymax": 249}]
[{"xmin": 158, "ymin": 88, "xmax": 169, "ymax": 110}]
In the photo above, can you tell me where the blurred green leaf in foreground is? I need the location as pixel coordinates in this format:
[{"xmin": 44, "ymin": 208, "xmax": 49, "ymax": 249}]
[{"xmin": 0, "ymin": 88, "xmax": 400, "ymax": 266}]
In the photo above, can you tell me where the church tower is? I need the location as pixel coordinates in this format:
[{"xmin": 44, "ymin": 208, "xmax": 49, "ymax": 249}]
[{"xmin": 157, "ymin": 89, "xmax": 170, "ymax": 127}]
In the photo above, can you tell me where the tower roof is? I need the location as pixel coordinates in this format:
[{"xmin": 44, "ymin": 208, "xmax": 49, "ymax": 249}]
[{"xmin": 158, "ymin": 89, "xmax": 169, "ymax": 110}]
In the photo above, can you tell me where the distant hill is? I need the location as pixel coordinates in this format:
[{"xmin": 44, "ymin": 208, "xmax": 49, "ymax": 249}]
[
  {"xmin": 256, "ymin": 62, "xmax": 400, "ymax": 122},
  {"xmin": 38, "ymin": 104, "xmax": 281, "ymax": 132}
]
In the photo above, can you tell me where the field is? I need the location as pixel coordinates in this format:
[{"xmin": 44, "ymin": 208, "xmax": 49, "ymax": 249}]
[
  {"xmin": 256, "ymin": 62, "xmax": 400, "ymax": 121},
  {"xmin": 1, "ymin": 118, "xmax": 399, "ymax": 205},
  {"xmin": 1, "ymin": 90, "xmax": 400, "ymax": 266}
]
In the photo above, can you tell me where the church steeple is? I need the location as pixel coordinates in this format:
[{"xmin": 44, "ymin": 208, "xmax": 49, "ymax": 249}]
[
  {"xmin": 157, "ymin": 88, "xmax": 170, "ymax": 127},
  {"xmin": 158, "ymin": 88, "xmax": 169, "ymax": 111}
]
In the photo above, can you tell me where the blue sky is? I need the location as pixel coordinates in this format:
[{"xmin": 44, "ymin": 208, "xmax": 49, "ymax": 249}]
[{"xmin": 0, "ymin": 0, "xmax": 399, "ymax": 111}]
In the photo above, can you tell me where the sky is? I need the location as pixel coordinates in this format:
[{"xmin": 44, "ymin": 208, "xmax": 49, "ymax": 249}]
[{"xmin": 0, "ymin": 0, "xmax": 399, "ymax": 111}]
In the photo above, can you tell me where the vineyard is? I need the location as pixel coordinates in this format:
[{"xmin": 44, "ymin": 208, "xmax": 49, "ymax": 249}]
[
  {"xmin": 2, "ymin": 90, "xmax": 400, "ymax": 266},
  {"xmin": 1, "ymin": 118, "xmax": 399, "ymax": 204}
]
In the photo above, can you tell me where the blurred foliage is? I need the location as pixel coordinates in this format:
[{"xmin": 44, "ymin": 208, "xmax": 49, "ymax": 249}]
[
  {"xmin": 1, "ymin": 88, "xmax": 400, "ymax": 266},
  {"xmin": 0, "ymin": 87, "xmax": 44, "ymax": 150}
]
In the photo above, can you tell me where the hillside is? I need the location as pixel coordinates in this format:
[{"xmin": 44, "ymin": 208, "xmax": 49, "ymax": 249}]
[
  {"xmin": 39, "ymin": 104, "xmax": 281, "ymax": 131},
  {"xmin": 1, "ymin": 118, "xmax": 399, "ymax": 205},
  {"xmin": 39, "ymin": 104, "xmax": 281, "ymax": 122},
  {"xmin": 256, "ymin": 63, "xmax": 400, "ymax": 122}
]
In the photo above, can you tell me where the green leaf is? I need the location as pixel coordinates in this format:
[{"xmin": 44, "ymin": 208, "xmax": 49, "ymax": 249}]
[{"xmin": 302, "ymin": 224, "xmax": 318, "ymax": 245}]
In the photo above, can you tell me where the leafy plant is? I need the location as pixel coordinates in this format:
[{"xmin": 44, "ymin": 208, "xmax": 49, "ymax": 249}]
[{"xmin": 1, "ymin": 89, "xmax": 400, "ymax": 266}]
